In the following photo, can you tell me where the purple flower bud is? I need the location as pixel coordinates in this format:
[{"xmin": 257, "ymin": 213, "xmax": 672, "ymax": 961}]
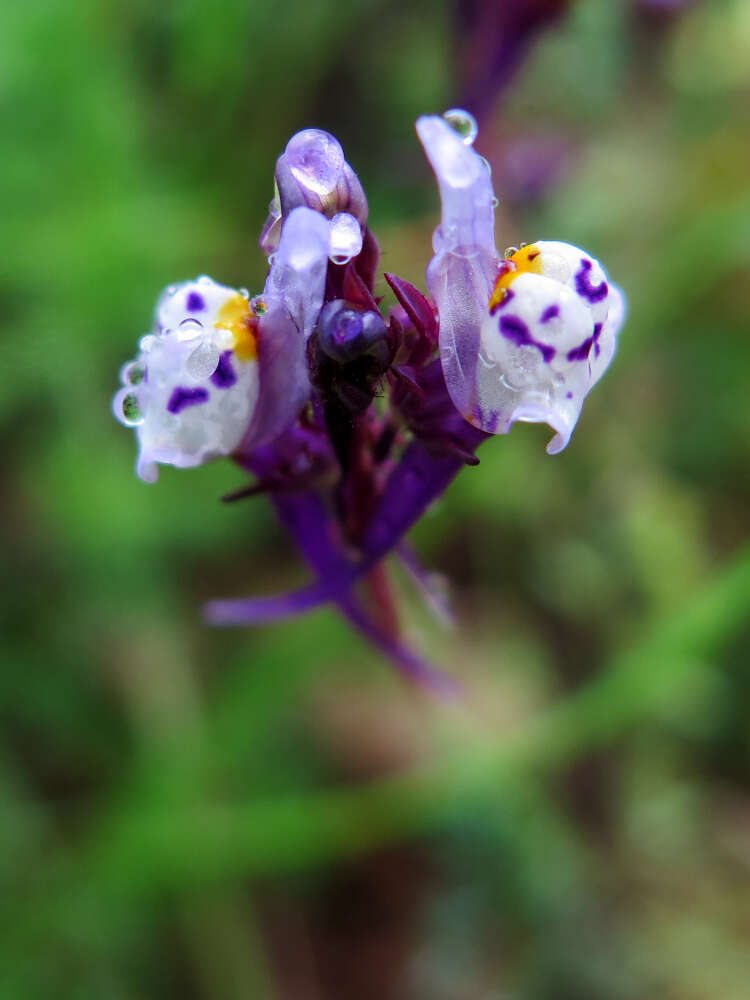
[
  {"xmin": 316, "ymin": 299, "xmax": 389, "ymax": 367},
  {"xmin": 260, "ymin": 129, "xmax": 368, "ymax": 258}
]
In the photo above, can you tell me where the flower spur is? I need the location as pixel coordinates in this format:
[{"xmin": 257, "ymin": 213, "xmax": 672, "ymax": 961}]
[{"xmin": 113, "ymin": 113, "xmax": 625, "ymax": 693}]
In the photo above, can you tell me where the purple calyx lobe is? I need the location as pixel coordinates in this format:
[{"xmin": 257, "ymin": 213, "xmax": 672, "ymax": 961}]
[
  {"xmin": 566, "ymin": 321, "xmax": 602, "ymax": 362},
  {"xmin": 186, "ymin": 292, "xmax": 205, "ymax": 312},
  {"xmin": 167, "ymin": 386, "xmax": 209, "ymax": 413},
  {"xmin": 210, "ymin": 350, "xmax": 237, "ymax": 389},
  {"xmin": 499, "ymin": 314, "xmax": 555, "ymax": 363},
  {"xmin": 575, "ymin": 259, "xmax": 608, "ymax": 303}
]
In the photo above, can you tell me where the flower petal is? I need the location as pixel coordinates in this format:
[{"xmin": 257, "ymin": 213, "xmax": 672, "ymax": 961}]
[
  {"xmin": 416, "ymin": 114, "xmax": 498, "ymax": 428},
  {"xmin": 241, "ymin": 206, "xmax": 330, "ymax": 449}
]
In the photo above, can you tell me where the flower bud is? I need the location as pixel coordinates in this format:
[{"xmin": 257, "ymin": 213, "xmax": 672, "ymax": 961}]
[
  {"xmin": 260, "ymin": 129, "xmax": 368, "ymax": 260},
  {"xmin": 316, "ymin": 300, "xmax": 389, "ymax": 367}
]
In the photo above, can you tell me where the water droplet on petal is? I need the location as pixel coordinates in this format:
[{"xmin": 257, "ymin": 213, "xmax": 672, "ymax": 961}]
[
  {"xmin": 239, "ymin": 287, "xmax": 250, "ymax": 300},
  {"xmin": 328, "ymin": 212, "xmax": 363, "ymax": 265},
  {"xmin": 478, "ymin": 154, "xmax": 492, "ymax": 176},
  {"xmin": 186, "ymin": 341, "xmax": 220, "ymax": 380},
  {"xmin": 176, "ymin": 317, "xmax": 203, "ymax": 341},
  {"xmin": 442, "ymin": 108, "xmax": 478, "ymax": 145},
  {"xmin": 139, "ymin": 334, "xmax": 157, "ymax": 352},
  {"xmin": 251, "ymin": 296, "xmax": 267, "ymax": 316},
  {"xmin": 120, "ymin": 361, "xmax": 146, "ymax": 386},
  {"xmin": 504, "ymin": 246, "xmax": 519, "ymax": 259},
  {"xmin": 197, "ymin": 275, "xmax": 212, "ymax": 286},
  {"xmin": 121, "ymin": 392, "xmax": 144, "ymax": 426},
  {"xmin": 286, "ymin": 128, "xmax": 345, "ymax": 197}
]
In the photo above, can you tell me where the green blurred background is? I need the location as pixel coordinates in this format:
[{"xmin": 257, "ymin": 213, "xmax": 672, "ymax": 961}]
[{"xmin": 3, "ymin": 0, "xmax": 750, "ymax": 996}]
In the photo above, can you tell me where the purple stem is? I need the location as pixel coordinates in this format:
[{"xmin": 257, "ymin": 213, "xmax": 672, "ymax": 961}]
[
  {"xmin": 204, "ymin": 441, "xmax": 467, "ymax": 625},
  {"xmin": 272, "ymin": 489, "xmax": 461, "ymax": 694}
]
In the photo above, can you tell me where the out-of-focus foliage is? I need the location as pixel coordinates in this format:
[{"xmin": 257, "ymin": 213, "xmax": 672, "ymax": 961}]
[{"xmin": 2, "ymin": 1, "xmax": 749, "ymax": 997}]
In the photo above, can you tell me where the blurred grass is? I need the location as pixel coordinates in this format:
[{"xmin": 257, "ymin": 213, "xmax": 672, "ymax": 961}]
[{"xmin": 2, "ymin": 0, "xmax": 750, "ymax": 997}]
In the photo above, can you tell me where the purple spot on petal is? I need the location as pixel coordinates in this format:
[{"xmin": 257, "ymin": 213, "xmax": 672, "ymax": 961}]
[
  {"xmin": 566, "ymin": 338, "xmax": 593, "ymax": 362},
  {"xmin": 575, "ymin": 259, "xmax": 609, "ymax": 303},
  {"xmin": 593, "ymin": 322, "xmax": 602, "ymax": 357},
  {"xmin": 499, "ymin": 314, "xmax": 556, "ymax": 363},
  {"xmin": 167, "ymin": 386, "xmax": 209, "ymax": 414},
  {"xmin": 540, "ymin": 304, "xmax": 559, "ymax": 323},
  {"xmin": 210, "ymin": 350, "xmax": 237, "ymax": 389},
  {"xmin": 566, "ymin": 321, "xmax": 603, "ymax": 363},
  {"xmin": 186, "ymin": 291, "xmax": 205, "ymax": 312},
  {"xmin": 566, "ymin": 392, "xmax": 573, "ymax": 399}
]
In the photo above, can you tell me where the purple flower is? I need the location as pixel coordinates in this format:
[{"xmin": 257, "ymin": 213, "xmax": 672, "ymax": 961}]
[{"xmin": 113, "ymin": 111, "xmax": 624, "ymax": 691}]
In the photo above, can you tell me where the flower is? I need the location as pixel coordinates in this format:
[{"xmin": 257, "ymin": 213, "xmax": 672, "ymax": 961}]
[
  {"xmin": 113, "ymin": 205, "xmax": 329, "ymax": 482},
  {"xmin": 113, "ymin": 111, "xmax": 625, "ymax": 692},
  {"xmin": 417, "ymin": 113, "xmax": 625, "ymax": 454}
]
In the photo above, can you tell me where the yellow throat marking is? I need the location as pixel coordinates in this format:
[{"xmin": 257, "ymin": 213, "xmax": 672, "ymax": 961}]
[
  {"xmin": 215, "ymin": 294, "xmax": 257, "ymax": 361},
  {"xmin": 488, "ymin": 244, "xmax": 543, "ymax": 313}
]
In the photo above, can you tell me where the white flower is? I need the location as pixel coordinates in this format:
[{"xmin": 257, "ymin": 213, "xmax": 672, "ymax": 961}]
[
  {"xmin": 417, "ymin": 113, "xmax": 625, "ymax": 453},
  {"xmin": 113, "ymin": 206, "xmax": 330, "ymax": 481}
]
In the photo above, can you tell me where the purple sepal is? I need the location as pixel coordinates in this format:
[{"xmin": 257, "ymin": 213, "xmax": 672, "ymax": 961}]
[
  {"xmin": 391, "ymin": 358, "xmax": 489, "ymax": 461},
  {"xmin": 385, "ymin": 273, "xmax": 438, "ymax": 365}
]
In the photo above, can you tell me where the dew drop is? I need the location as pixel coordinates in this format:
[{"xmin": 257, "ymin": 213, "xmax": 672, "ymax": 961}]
[
  {"xmin": 442, "ymin": 108, "xmax": 478, "ymax": 145},
  {"xmin": 239, "ymin": 287, "xmax": 250, "ymax": 300},
  {"xmin": 186, "ymin": 341, "xmax": 220, "ymax": 380},
  {"xmin": 120, "ymin": 360, "xmax": 146, "ymax": 386},
  {"xmin": 176, "ymin": 317, "xmax": 203, "ymax": 341},
  {"xmin": 139, "ymin": 333, "xmax": 157, "ymax": 352},
  {"xmin": 121, "ymin": 392, "xmax": 144, "ymax": 426},
  {"xmin": 328, "ymin": 212, "xmax": 362, "ymax": 265},
  {"xmin": 251, "ymin": 296, "xmax": 267, "ymax": 316},
  {"xmin": 478, "ymin": 154, "xmax": 492, "ymax": 176},
  {"xmin": 491, "ymin": 196, "xmax": 499, "ymax": 208},
  {"xmin": 504, "ymin": 246, "xmax": 519, "ymax": 259},
  {"xmin": 286, "ymin": 129, "xmax": 345, "ymax": 196},
  {"xmin": 197, "ymin": 275, "xmax": 212, "ymax": 286}
]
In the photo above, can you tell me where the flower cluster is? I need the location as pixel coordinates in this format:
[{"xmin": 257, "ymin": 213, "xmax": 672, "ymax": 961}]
[{"xmin": 113, "ymin": 112, "xmax": 625, "ymax": 691}]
